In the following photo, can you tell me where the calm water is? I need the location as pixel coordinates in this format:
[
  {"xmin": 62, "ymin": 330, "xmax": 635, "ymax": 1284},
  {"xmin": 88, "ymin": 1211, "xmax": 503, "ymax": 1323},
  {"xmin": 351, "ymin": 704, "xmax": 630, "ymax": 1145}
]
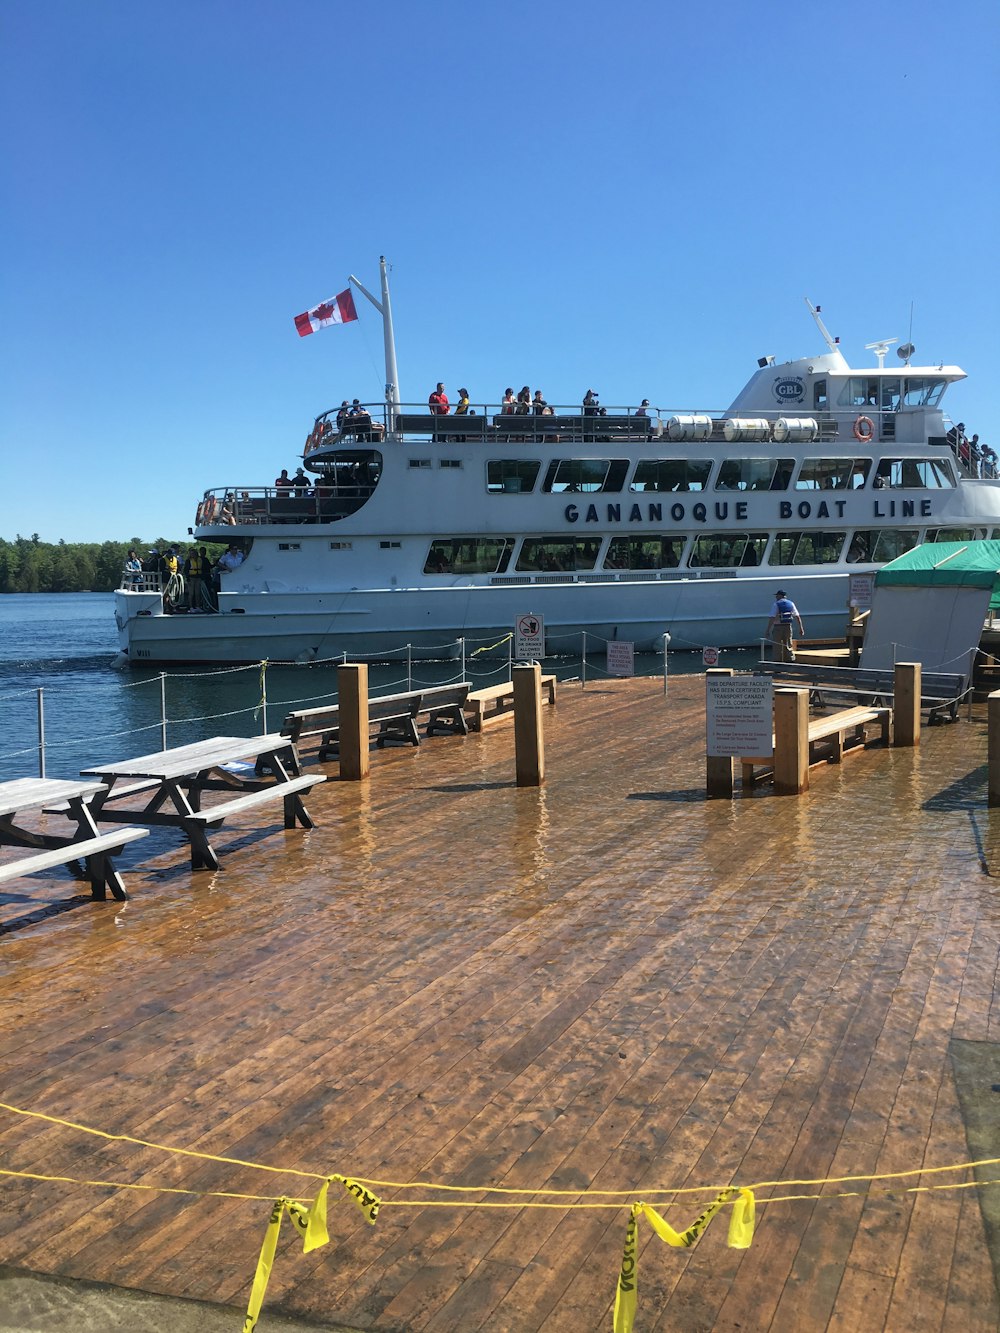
[{"xmin": 0, "ymin": 593, "xmax": 754, "ymax": 779}]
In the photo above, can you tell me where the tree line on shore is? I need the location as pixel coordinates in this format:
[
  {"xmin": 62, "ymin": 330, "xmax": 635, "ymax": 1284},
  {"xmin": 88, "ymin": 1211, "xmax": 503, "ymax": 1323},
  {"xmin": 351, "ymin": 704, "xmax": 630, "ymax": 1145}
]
[{"xmin": 0, "ymin": 535, "xmax": 221, "ymax": 594}]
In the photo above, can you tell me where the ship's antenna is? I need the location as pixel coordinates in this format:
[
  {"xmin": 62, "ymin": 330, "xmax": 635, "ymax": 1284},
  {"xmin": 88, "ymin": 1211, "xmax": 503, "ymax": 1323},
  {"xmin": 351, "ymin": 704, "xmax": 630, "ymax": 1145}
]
[
  {"xmin": 804, "ymin": 297, "xmax": 839, "ymax": 353},
  {"xmin": 348, "ymin": 257, "xmax": 401, "ymax": 416}
]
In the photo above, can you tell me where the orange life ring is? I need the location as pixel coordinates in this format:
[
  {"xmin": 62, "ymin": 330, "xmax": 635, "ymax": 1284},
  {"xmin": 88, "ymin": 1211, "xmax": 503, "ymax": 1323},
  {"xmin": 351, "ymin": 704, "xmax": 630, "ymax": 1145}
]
[
  {"xmin": 202, "ymin": 495, "xmax": 218, "ymax": 523},
  {"xmin": 195, "ymin": 501, "xmax": 205, "ymax": 525},
  {"xmin": 853, "ymin": 415, "xmax": 875, "ymax": 443}
]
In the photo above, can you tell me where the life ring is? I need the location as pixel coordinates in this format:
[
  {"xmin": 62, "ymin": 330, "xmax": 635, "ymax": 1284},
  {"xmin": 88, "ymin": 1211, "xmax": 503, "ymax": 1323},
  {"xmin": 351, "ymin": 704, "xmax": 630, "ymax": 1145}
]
[
  {"xmin": 195, "ymin": 501, "xmax": 205, "ymax": 525},
  {"xmin": 202, "ymin": 495, "xmax": 218, "ymax": 523},
  {"xmin": 853, "ymin": 415, "xmax": 875, "ymax": 443}
]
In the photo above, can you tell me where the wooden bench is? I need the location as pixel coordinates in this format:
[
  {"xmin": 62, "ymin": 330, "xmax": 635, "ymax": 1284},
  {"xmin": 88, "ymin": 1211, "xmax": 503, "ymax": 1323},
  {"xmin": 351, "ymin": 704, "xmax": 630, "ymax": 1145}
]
[
  {"xmin": 741, "ymin": 704, "xmax": 891, "ymax": 786},
  {"xmin": 415, "ymin": 683, "xmax": 471, "ymax": 735},
  {"xmin": 183, "ymin": 774, "xmax": 324, "ymax": 830},
  {"xmin": 283, "ymin": 684, "xmax": 472, "ymax": 759},
  {"xmin": 0, "ymin": 828, "xmax": 149, "ymax": 900},
  {"xmin": 491, "ymin": 414, "xmax": 652, "ymax": 442},
  {"xmin": 465, "ymin": 675, "xmax": 557, "ymax": 732},
  {"xmin": 755, "ymin": 662, "xmax": 966, "ymax": 723},
  {"xmin": 395, "ymin": 414, "xmax": 488, "ymax": 441}
]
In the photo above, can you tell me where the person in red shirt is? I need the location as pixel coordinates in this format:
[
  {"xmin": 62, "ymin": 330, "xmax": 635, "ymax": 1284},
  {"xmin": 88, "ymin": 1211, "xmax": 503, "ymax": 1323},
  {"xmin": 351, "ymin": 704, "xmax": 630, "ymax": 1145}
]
[{"xmin": 428, "ymin": 382, "xmax": 449, "ymax": 415}]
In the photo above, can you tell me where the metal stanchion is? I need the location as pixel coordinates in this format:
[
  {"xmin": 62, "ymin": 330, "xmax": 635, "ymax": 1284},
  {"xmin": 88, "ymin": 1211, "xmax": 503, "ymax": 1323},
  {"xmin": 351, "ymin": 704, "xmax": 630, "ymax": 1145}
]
[
  {"xmin": 160, "ymin": 673, "xmax": 168, "ymax": 750},
  {"xmin": 407, "ymin": 643, "xmax": 412, "ymax": 691},
  {"xmin": 663, "ymin": 631, "xmax": 671, "ymax": 697},
  {"xmin": 581, "ymin": 630, "xmax": 587, "ymax": 688},
  {"xmin": 37, "ymin": 687, "xmax": 46, "ymax": 778}
]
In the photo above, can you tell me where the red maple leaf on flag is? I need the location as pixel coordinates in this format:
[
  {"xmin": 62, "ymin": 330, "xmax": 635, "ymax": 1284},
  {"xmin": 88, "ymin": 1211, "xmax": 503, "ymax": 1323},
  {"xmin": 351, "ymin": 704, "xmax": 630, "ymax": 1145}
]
[{"xmin": 313, "ymin": 302, "xmax": 335, "ymax": 321}]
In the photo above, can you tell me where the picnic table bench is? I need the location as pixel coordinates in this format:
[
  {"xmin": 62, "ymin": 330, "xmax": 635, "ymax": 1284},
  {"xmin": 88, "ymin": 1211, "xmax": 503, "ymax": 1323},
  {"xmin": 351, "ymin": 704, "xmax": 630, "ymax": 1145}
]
[
  {"xmin": 741, "ymin": 702, "xmax": 892, "ymax": 787},
  {"xmin": 754, "ymin": 662, "xmax": 966, "ymax": 723},
  {"xmin": 282, "ymin": 683, "xmax": 471, "ymax": 761},
  {"xmin": 77, "ymin": 735, "xmax": 324, "ymax": 872},
  {"xmin": 465, "ymin": 675, "xmax": 557, "ymax": 732},
  {"xmin": 0, "ymin": 777, "xmax": 149, "ymax": 901}
]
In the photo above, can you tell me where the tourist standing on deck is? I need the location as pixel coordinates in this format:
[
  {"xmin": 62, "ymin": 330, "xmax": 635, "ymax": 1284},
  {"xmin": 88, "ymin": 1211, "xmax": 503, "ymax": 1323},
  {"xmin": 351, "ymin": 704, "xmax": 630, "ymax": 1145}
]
[
  {"xmin": 429, "ymin": 383, "xmax": 449, "ymax": 414},
  {"xmin": 767, "ymin": 590, "xmax": 804, "ymax": 662}
]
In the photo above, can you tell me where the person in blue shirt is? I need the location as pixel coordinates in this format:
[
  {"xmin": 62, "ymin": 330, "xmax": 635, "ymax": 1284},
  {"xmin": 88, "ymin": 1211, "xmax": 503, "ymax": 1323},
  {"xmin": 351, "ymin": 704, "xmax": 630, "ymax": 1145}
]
[{"xmin": 767, "ymin": 589, "xmax": 805, "ymax": 661}]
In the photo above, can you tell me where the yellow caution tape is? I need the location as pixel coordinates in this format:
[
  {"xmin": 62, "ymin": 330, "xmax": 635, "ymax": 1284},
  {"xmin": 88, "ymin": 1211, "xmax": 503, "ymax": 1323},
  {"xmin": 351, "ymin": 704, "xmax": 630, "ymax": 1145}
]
[
  {"xmin": 470, "ymin": 633, "xmax": 513, "ymax": 656},
  {"xmin": 240, "ymin": 1178, "xmax": 382, "ymax": 1331},
  {"xmin": 613, "ymin": 1188, "xmax": 755, "ymax": 1333}
]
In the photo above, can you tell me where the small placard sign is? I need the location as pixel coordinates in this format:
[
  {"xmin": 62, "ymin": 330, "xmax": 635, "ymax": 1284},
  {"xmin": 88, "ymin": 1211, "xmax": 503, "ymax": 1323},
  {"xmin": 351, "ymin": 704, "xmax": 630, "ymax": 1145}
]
[
  {"xmin": 706, "ymin": 677, "xmax": 774, "ymax": 757},
  {"xmin": 607, "ymin": 641, "xmax": 635, "ymax": 677},
  {"xmin": 849, "ymin": 573, "xmax": 875, "ymax": 608},
  {"xmin": 515, "ymin": 613, "xmax": 545, "ymax": 661}
]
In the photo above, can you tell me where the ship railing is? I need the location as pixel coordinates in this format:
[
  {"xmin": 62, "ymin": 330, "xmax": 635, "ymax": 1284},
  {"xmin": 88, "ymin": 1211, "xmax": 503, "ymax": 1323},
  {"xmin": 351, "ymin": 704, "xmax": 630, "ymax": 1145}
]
[
  {"xmin": 194, "ymin": 483, "xmax": 378, "ymax": 528},
  {"xmin": 318, "ymin": 403, "xmax": 937, "ymax": 447},
  {"xmin": 119, "ymin": 569, "xmax": 163, "ymax": 593}
]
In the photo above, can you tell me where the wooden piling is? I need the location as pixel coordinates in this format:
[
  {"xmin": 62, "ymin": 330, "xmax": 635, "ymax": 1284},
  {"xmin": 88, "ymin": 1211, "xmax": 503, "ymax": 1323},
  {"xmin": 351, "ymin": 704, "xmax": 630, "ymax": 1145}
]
[
  {"xmin": 337, "ymin": 663, "xmax": 369, "ymax": 781},
  {"xmin": 705, "ymin": 667, "xmax": 735, "ymax": 798},
  {"xmin": 513, "ymin": 663, "xmax": 545, "ymax": 786},
  {"xmin": 893, "ymin": 661, "xmax": 921, "ymax": 748},
  {"xmin": 774, "ymin": 686, "xmax": 809, "ymax": 795},
  {"xmin": 989, "ymin": 690, "xmax": 1000, "ymax": 807}
]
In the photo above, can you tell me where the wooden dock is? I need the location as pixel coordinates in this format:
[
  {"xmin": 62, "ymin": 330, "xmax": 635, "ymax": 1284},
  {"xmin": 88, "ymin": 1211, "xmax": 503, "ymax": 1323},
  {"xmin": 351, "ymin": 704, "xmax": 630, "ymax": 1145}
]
[{"xmin": 0, "ymin": 675, "xmax": 998, "ymax": 1331}]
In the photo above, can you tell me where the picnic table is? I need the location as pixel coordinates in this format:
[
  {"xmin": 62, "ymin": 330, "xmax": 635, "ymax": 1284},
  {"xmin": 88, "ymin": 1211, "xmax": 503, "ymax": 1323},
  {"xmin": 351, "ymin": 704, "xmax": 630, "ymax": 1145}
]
[
  {"xmin": 0, "ymin": 777, "xmax": 149, "ymax": 901},
  {"xmin": 79, "ymin": 735, "xmax": 324, "ymax": 872}
]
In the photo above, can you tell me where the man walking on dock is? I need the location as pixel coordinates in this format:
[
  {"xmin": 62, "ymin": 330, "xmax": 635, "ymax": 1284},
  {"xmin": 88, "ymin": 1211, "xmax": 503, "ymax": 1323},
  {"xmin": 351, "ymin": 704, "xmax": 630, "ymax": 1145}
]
[{"xmin": 767, "ymin": 589, "xmax": 804, "ymax": 661}]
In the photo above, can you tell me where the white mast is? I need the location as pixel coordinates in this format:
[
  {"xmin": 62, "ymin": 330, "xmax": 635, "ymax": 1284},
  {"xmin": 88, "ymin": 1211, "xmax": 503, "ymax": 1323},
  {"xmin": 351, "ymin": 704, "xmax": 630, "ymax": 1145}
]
[
  {"xmin": 803, "ymin": 297, "xmax": 839, "ymax": 353},
  {"xmin": 349, "ymin": 257, "xmax": 401, "ymax": 420}
]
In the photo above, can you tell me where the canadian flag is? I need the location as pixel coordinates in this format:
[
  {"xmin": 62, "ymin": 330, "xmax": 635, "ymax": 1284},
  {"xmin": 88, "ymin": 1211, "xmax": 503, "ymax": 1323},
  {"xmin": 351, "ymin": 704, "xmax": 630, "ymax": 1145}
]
[{"xmin": 294, "ymin": 288, "xmax": 358, "ymax": 336}]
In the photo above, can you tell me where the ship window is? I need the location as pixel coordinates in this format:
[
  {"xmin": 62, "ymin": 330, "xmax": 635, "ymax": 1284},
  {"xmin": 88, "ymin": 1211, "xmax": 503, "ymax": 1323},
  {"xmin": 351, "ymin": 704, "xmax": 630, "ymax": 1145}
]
[
  {"xmin": 873, "ymin": 457, "xmax": 955, "ymax": 488},
  {"xmin": 630, "ymin": 459, "xmax": 712, "ymax": 492},
  {"xmin": 515, "ymin": 537, "xmax": 600, "ymax": 572},
  {"xmin": 880, "ymin": 379, "xmax": 901, "ymax": 411},
  {"xmin": 542, "ymin": 459, "xmax": 628, "ymax": 493},
  {"xmin": 717, "ymin": 457, "xmax": 795, "ymax": 492},
  {"xmin": 379, "ymin": 541, "xmax": 401, "ymax": 549},
  {"xmin": 409, "ymin": 458, "xmax": 432, "ymax": 468},
  {"xmin": 795, "ymin": 457, "xmax": 871, "ymax": 490},
  {"xmin": 328, "ymin": 541, "xmax": 353, "ymax": 549},
  {"xmin": 769, "ymin": 531, "xmax": 846, "ymax": 566},
  {"xmin": 605, "ymin": 536, "xmax": 686, "ymax": 570},
  {"xmin": 813, "ymin": 378, "xmax": 828, "ymax": 411},
  {"xmin": 423, "ymin": 537, "xmax": 514, "ymax": 575},
  {"xmin": 487, "ymin": 459, "xmax": 541, "ymax": 494},
  {"xmin": 902, "ymin": 378, "xmax": 947, "ymax": 407},
  {"xmin": 839, "ymin": 378, "xmax": 881, "ymax": 408},
  {"xmin": 277, "ymin": 543, "xmax": 301, "ymax": 551},
  {"xmin": 847, "ymin": 529, "xmax": 920, "ymax": 564},
  {"xmin": 687, "ymin": 533, "xmax": 769, "ymax": 568},
  {"xmin": 926, "ymin": 527, "xmax": 987, "ymax": 542},
  {"xmin": 439, "ymin": 458, "xmax": 462, "ymax": 469}
]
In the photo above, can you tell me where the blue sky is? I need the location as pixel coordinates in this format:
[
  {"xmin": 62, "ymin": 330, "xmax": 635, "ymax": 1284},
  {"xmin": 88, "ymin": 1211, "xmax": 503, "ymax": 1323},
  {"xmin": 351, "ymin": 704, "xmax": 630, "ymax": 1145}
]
[{"xmin": 3, "ymin": 0, "xmax": 998, "ymax": 542}]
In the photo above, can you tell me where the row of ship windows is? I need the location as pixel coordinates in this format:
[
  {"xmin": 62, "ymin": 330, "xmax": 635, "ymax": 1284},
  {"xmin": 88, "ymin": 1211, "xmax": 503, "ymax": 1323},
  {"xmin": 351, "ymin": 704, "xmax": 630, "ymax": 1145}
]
[
  {"xmin": 275, "ymin": 526, "xmax": 988, "ymax": 571},
  {"xmin": 405, "ymin": 456, "xmax": 957, "ymax": 493}
]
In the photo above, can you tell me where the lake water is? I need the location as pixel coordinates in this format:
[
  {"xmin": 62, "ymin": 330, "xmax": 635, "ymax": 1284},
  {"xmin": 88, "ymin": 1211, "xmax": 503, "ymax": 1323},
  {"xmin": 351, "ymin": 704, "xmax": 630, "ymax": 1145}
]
[{"xmin": 0, "ymin": 593, "xmax": 755, "ymax": 779}]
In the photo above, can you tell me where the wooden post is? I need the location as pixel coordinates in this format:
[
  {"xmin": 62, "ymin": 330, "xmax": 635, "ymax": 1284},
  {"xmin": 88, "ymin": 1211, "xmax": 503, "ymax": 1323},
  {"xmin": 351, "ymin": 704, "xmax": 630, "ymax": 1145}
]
[
  {"xmin": 513, "ymin": 663, "xmax": 545, "ymax": 787},
  {"xmin": 893, "ymin": 661, "xmax": 921, "ymax": 748},
  {"xmin": 989, "ymin": 691, "xmax": 1000, "ymax": 807},
  {"xmin": 338, "ymin": 663, "xmax": 369, "ymax": 781},
  {"xmin": 705, "ymin": 667, "xmax": 734, "ymax": 798},
  {"xmin": 774, "ymin": 687, "xmax": 809, "ymax": 795}
]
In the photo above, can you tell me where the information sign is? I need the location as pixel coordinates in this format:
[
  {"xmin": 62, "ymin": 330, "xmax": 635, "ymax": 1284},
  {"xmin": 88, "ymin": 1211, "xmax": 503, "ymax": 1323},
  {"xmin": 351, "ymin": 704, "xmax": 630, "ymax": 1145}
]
[
  {"xmin": 702, "ymin": 646, "xmax": 720, "ymax": 667},
  {"xmin": 515, "ymin": 613, "xmax": 545, "ymax": 661},
  {"xmin": 706, "ymin": 677, "xmax": 774, "ymax": 757},
  {"xmin": 606, "ymin": 641, "xmax": 635, "ymax": 677},
  {"xmin": 849, "ymin": 573, "xmax": 875, "ymax": 608}
]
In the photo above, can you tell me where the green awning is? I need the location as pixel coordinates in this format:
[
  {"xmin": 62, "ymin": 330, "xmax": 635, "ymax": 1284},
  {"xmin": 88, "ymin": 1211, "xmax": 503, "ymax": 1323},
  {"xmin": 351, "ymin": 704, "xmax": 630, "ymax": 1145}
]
[{"xmin": 876, "ymin": 540, "xmax": 1000, "ymax": 609}]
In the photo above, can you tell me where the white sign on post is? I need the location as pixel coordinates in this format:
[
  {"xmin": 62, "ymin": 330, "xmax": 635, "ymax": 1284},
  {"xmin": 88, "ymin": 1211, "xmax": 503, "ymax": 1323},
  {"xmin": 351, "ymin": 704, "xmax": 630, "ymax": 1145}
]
[
  {"xmin": 515, "ymin": 613, "xmax": 545, "ymax": 661},
  {"xmin": 702, "ymin": 646, "xmax": 720, "ymax": 668},
  {"xmin": 706, "ymin": 677, "xmax": 774, "ymax": 757},
  {"xmin": 606, "ymin": 641, "xmax": 635, "ymax": 677},
  {"xmin": 848, "ymin": 573, "xmax": 874, "ymax": 608}
]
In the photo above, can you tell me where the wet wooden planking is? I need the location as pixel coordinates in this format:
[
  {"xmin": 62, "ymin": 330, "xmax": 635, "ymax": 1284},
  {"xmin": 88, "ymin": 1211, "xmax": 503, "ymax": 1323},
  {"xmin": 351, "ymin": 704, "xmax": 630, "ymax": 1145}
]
[{"xmin": 1, "ymin": 675, "xmax": 998, "ymax": 1329}]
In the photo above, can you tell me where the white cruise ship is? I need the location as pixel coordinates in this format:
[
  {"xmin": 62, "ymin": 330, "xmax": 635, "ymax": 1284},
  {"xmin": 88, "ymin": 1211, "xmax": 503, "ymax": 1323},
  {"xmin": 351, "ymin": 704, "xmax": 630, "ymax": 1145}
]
[{"xmin": 115, "ymin": 264, "xmax": 997, "ymax": 665}]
